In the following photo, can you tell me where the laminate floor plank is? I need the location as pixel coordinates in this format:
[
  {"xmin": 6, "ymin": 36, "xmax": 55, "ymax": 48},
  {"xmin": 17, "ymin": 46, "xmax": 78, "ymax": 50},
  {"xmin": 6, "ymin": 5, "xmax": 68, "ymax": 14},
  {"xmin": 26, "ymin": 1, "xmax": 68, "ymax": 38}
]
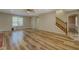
[{"xmin": 1, "ymin": 29, "xmax": 79, "ymax": 50}]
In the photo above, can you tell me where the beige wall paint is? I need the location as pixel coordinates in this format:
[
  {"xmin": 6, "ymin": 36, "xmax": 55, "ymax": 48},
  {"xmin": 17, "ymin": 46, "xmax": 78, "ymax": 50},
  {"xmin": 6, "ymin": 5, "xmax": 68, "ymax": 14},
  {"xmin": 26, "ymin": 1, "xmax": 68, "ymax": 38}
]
[{"xmin": 0, "ymin": 13, "xmax": 31, "ymax": 31}]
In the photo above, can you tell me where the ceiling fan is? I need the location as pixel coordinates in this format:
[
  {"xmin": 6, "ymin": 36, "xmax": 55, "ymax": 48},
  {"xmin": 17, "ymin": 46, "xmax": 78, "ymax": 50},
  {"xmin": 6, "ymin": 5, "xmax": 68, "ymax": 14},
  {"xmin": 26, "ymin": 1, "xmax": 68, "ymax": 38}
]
[{"xmin": 26, "ymin": 9, "xmax": 35, "ymax": 13}]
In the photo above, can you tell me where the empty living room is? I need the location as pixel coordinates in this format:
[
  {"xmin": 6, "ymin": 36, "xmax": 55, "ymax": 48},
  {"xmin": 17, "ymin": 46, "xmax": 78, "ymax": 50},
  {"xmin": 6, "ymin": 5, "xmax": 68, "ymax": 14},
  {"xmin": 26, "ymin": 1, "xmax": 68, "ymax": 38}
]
[
  {"xmin": 0, "ymin": 0, "xmax": 79, "ymax": 59},
  {"xmin": 0, "ymin": 9, "xmax": 79, "ymax": 50}
]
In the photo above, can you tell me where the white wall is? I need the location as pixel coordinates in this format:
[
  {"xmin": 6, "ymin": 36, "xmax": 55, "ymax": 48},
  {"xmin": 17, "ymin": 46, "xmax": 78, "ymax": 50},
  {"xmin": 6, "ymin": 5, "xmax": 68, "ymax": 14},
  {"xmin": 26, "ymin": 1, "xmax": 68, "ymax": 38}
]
[
  {"xmin": 31, "ymin": 12, "xmax": 65, "ymax": 34},
  {"xmin": 36, "ymin": 12, "xmax": 56, "ymax": 32},
  {"xmin": 0, "ymin": 13, "xmax": 31, "ymax": 31},
  {"xmin": 31, "ymin": 10, "xmax": 79, "ymax": 35},
  {"xmin": 31, "ymin": 17, "xmax": 37, "ymax": 29},
  {"xmin": 77, "ymin": 15, "xmax": 79, "ymax": 33},
  {"xmin": 0, "ymin": 13, "xmax": 12, "ymax": 31}
]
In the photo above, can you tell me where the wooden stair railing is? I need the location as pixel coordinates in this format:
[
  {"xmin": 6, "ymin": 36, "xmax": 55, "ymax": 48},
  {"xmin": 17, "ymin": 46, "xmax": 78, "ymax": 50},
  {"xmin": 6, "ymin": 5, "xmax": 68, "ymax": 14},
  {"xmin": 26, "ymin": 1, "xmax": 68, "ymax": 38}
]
[{"xmin": 56, "ymin": 17, "xmax": 67, "ymax": 34}]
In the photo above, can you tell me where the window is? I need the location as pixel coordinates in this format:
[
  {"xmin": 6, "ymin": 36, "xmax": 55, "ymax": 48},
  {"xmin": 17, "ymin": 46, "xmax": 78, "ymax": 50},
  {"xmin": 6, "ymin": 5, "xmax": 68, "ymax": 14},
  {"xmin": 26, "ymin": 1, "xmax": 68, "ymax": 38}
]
[{"xmin": 12, "ymin": 16, "xmax": 23, "ymax": 27}]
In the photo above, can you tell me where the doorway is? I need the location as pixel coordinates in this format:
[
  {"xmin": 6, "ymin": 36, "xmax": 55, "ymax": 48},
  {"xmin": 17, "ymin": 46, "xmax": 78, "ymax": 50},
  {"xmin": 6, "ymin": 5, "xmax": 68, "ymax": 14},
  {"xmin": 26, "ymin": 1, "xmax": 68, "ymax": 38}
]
[{"xmin": 68, "ymin": 14, "xmax": 78, "ymax": 37}]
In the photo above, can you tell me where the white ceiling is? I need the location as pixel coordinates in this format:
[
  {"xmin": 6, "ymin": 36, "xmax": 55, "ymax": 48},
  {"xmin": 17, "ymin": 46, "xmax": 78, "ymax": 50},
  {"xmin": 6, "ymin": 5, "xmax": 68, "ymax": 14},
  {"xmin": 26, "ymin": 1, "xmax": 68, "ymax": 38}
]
[
  {"xmin": 0, "ymin": 9, "xmax": 77, "ymax": 16},
  {"xmin": 0, "ymin": 9, "xmax": 55, "ymax": 16}
]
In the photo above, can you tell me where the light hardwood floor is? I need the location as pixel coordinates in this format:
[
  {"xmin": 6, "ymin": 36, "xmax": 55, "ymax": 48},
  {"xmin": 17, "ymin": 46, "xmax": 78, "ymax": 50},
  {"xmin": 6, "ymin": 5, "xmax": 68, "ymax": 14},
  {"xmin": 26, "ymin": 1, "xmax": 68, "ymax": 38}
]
[{"xmin": 2, "ymin": 29, "xmax": 79, "ymax": 50}]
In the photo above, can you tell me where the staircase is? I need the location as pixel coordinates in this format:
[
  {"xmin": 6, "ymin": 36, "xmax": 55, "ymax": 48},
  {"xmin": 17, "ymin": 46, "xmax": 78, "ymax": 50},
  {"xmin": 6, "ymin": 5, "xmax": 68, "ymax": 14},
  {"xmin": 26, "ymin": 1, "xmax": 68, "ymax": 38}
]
[{"xmin": 56, "ymin": 17, "xmax": 67, "ymax": 34}]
